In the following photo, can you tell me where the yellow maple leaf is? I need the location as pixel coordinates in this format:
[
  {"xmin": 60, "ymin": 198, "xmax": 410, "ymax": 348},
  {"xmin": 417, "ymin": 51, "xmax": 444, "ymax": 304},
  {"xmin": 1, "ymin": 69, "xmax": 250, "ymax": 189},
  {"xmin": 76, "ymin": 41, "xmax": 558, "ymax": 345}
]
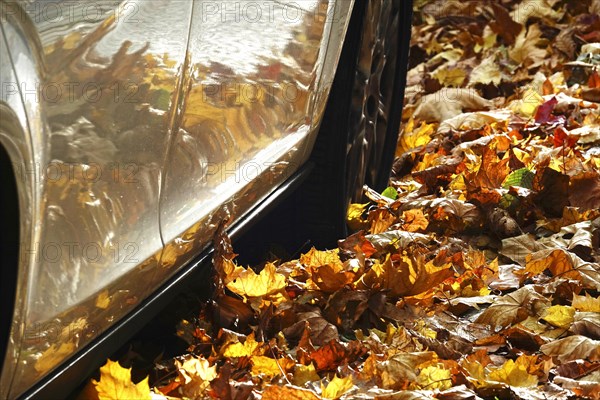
[
  {"xmin": 300, "ymin": 247, "xmax": 343, "ymax": 270},
  {"xmin": 222, "ymin": 333, "xmax": 262, "ymax": 357},
  {"xmin": 542, "ymin": 305, "xmax": 575, "ymax": 328},
  {"xmin": 262, "ymin": 385, "xmax": 321, "ymax": 400},
  {"xmin": 397, "ymin": 118, "xmax": 435, "ymax": 155},
  {"xmin": 93, "ymin": 359, "xmax": 151, "ymax": 400},
  {"xmin": 347, "ymin": 203, "xmax": 369, "ymax": 231},
  {"xmin": 572, "ymin": 293, "xmax": 600, "ymax": 312},
  {"xmin": 417, "ymin": 364, "xmax": 452, "ymax": 390},
  {"xmin": 321, "ymin": 375, "xmax": 354, "ymax": 399},
  {"xmin": 487, "ymin": 356, "xmax": 538, "ymax": 388},
  {"xmin": 359, "ymin": 255, "xmax": 453, "ymax": 298},
  {"xmin": 251, "ymin": 355, "xmax": 295, "ymax": 378},
  {"xmin": 175, "ymin": 356, "xmax": 217, "ymax": 397},
  {"xmin": 226, "ymin": 262, "xmax": 286, "ymax": 299},
  {"xmin": 292, "ymin": 363, "xmax": 321, "ymax": 386}
]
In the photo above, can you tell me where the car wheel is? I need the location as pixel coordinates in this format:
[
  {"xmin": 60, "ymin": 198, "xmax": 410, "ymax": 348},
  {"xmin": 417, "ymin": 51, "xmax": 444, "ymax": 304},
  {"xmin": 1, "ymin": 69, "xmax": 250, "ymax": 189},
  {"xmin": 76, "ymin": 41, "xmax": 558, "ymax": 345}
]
[{"xmin": 300, "ymin": 0, "xmax": 413, "ymax": 247}]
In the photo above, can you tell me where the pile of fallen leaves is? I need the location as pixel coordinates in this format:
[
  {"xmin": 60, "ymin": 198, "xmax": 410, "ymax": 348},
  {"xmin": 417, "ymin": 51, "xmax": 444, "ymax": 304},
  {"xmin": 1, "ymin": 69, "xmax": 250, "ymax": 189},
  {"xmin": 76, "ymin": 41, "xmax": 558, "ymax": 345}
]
[{"xmin": 83, "ymin": 0, "xmax": 600, "ymax": 399}]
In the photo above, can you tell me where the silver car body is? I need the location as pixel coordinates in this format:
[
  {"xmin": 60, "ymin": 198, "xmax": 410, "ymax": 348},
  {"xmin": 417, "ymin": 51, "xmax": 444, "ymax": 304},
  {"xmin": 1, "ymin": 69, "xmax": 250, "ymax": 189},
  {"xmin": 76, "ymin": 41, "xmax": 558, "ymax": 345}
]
[{"xmin": 0, "ymin": 0, "xmax": 353, "ymax": 397}]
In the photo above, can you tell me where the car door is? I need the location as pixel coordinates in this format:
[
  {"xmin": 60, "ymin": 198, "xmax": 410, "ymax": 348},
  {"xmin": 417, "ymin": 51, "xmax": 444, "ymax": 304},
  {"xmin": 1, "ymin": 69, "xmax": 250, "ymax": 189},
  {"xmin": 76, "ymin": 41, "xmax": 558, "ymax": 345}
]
[
  {"xmin": 2, "ymin": 1, "xmax": 192, "ymax": 397},
  {"xmin": 156, "ymin": 0, "xmax": 354, "ymax": 280}
]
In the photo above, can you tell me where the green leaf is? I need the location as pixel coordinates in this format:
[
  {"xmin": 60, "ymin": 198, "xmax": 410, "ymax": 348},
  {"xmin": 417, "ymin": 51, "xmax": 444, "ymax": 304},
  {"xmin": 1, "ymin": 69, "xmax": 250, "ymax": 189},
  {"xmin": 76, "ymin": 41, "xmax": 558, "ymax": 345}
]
[
  {"xmin": 502, "ymin": 168, "xmax": 534, "ymax": 189},
  {"xmin": 381, "ymin": 187, "xmax": 398, "ymax": 200}
]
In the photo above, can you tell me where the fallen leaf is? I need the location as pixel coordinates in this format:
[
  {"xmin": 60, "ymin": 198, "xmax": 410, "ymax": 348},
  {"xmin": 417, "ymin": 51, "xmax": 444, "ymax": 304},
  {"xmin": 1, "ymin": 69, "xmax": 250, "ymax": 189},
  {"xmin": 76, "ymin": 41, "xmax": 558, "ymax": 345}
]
[
  {"xmin": 542, "ymin": 305, "xmax": 575, "ymax": 329},
  {"xmin": 321, "ymin": 375, "xmax": 354, "ymax": 399},
  {"xmin": 251, "ymin": 355, "xmax": 294, "ymax": 378},
  {"xmin": 475, "ymin": 285, "xmax": 549, "ymax": 329},
  {"xmin": 541, "ymin": 335, "xmax": 600, "ymax": 363},
  {"xmin": 93, "ymin": 360, "xmax": 151, "ymax": 400}
]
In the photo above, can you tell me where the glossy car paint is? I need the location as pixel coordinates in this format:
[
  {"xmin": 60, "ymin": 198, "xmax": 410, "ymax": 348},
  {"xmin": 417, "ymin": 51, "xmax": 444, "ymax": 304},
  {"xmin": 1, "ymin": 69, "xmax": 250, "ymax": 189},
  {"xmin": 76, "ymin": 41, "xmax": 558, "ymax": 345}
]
[{"xmin": 0, "ymin": 0, "xmax": 353, "ymax": 397}]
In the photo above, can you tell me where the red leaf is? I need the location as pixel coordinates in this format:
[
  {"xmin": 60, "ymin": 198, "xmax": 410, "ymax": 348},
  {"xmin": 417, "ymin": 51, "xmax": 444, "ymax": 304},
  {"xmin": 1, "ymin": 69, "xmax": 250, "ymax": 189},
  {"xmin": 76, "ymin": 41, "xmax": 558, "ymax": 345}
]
[
  {"xmin": 553, "ymin": 127, "xmax": 578, "ymax": 148},
  {"xmin": 534, "ymin": 97, "xmax": 558, "ymax": 124}
]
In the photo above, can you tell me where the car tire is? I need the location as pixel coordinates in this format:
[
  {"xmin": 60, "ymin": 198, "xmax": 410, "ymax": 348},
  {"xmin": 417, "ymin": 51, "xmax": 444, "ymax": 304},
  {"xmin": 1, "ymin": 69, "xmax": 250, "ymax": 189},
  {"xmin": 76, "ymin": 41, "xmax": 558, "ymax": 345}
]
[{"xmin": 299, "ymin": 0, "xmax": 413, "ymax": 247}]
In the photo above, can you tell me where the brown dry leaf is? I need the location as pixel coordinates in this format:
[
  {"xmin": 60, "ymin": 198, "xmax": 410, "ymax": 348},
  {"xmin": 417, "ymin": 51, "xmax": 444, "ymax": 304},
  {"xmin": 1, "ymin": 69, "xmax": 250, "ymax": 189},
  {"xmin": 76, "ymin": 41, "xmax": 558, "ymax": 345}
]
[
  {"xmin": 413, "ymin": 88, "xmax": 492, "ymax": 123},
  {"xmin": 469, "ymin": 56, "xmax": 503, "ymax": 86},
  {"xmin": 93, "ymin": 360, "xmax": 151, "ymax": 400},
  {"xmin": 509, "ymin": 24, "xmax": 547, "ymax": 68},
  {"xmin": 378, "ymin": 351, "xmax": 437, "ymax": 390},
  {"xmin": 572, "ymin": 293, "xmax": 600, "ymax": 312},
  {"xmin": 470, "ymin": 147, "xmax": 510, "ymax": 190},
  {"xmin": 541, "ymin": 335, "xmax": 600, "ymax": 363},
  {"xmin": 490, "ymin": 2, "xmax": 522, "ymax": 45},
  {"xmin": 401, "ymin": 209, "xmax": 429, "ymax": 232},
  {"xmin": 475, "ymin": 285, "xmax": 550, "ymax": 329},
  {"xmin": 510, "ymin": 0, "xmax": 564, "ymax": 25},
  {"xmin": 569, "ymin": 172, "xmax": 600, "ymax": 211}
]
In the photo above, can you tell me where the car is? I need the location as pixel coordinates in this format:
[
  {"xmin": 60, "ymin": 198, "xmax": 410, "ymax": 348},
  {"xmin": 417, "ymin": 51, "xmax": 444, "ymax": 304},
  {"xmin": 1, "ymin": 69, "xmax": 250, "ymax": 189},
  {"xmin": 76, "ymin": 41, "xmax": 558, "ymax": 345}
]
[{"xmin": 0, "ymin": 0, "xmax": 412, "ymax": 398}]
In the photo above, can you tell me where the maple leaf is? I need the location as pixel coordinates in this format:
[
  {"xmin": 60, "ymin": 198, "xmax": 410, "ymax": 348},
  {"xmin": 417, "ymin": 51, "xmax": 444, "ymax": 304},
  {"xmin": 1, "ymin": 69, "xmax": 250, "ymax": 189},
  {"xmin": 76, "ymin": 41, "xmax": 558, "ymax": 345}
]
[
  {"xmin": 572, "ymin": 293, "xmax": 600, "ymax": 312},
  {"xmin": 508, "ymin": 24, "xmax": 547, "ymax": 68},
  {"xmin": 417, "ymin": 364, "xmax": 452, "ymax": 390},
  {"xmin": 541, "ymin": 305, "xmax": 575, "ymax": 329},
  {"xmin": 174, "ymin": 356, "xmax": 217, "ymax": 398},
  {"xmin": 487, "ymin": 356, "xmax": 539, "ymax": 388},
  {"xmin": 261, "ymin": 385, "xmax": 320, "ymax": 400},
  {"xmin": 292, "ymin": 363, "xmax": 320, "ymax": 386},
  {"xmin": 378, "ymin": 351, "xmax": 437, "ymax": 390},
  {"xmin": 93, "ymin": 360, "xmax": 151, "ymax": 400},
  {"xmin": 359, "ymin": 255, "xmax": 453, "ymax": 298},
  {"xmin": 553, "ymin": 126, "xmax": 578, "ymax": 148},
  {"xmin": 321, "ymin": 375, "xmax": 354, "ymax": 399},
  {"xmin": 475, "ymin": 285, "xmax": 550, "ymax": 329},
  {"xmin": 541, "ymin": 335, "xmax": 600, "ymax": 363},
  {"xmin": 226, "ymin": 262, "xmax": 286, "ymax": 302},
  {"xmin": 401, "ymin": 209, "xmax": 429, "ymax": 232},
  {"xmin": 250, "ymin": 355, "xmax": 295, "ymax": 378},
  {"xmin": 535, "ymin": 97, "xmax": 558, "ymax": 124},
  {"xmin": 347, "ymin": 203, "xmax": 369, "ymax": 231},
  {"xmin": 221, "ymin": 332, "xmax": 262, "ymax": 358}
]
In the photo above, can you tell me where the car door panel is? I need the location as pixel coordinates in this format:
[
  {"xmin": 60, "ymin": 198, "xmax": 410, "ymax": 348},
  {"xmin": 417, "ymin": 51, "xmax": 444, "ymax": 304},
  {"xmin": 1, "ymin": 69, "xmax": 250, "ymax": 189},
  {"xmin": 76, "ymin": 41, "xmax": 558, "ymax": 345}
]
[{"xmin": 157, "ymin": 0, "xmax": 354, "ymax": 280}]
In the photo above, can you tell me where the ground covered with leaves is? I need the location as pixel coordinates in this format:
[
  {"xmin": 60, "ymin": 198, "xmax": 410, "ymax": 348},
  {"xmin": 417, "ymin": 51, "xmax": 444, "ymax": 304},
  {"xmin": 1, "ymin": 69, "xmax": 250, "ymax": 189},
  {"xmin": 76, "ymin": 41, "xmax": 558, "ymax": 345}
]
[{"xmin": 83, "ymin": 0, "xmax": 600, "ymax": 399}]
